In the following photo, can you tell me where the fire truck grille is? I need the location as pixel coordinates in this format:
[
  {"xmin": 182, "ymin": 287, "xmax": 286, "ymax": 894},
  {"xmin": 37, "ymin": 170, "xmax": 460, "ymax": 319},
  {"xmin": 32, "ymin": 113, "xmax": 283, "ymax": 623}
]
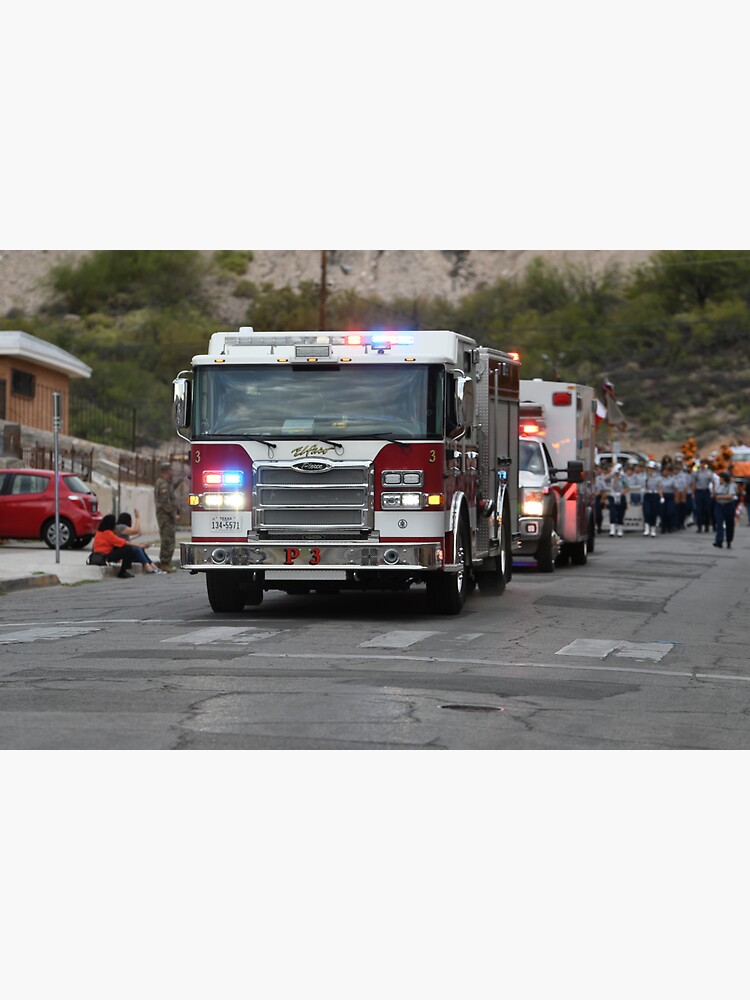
[
  {"xmin": 253, "ymin": 463, "xmax": 371, "ymax": 536},
  {"xmin": 259, "ymin": 487, "xmax": 366, "ymax": 507}
]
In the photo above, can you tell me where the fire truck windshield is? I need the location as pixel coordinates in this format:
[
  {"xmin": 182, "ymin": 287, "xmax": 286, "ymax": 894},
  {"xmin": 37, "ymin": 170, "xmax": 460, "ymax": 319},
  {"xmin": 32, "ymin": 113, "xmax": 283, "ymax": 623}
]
[{"xmin": 193, "ymin": 364, "xmax": 444, "ymax": 439}]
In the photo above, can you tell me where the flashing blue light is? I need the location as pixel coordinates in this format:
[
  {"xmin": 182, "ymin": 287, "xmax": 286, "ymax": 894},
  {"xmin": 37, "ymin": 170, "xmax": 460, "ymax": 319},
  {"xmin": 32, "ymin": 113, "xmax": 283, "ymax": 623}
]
[
  {"xmin": 223, "ymin": 471, "xmax": 244, "ymax": 486},
  {"xmin": 371, "ymin": 334, "xmax": 414, "ymax": 346}
]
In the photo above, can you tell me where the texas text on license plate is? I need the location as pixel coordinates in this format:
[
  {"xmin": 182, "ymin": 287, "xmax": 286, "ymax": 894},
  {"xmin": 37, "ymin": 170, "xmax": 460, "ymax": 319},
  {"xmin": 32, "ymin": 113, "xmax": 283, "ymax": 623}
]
[{"xmin": 210, "ymin": 515, "xmax": 242, "ymax": 532}]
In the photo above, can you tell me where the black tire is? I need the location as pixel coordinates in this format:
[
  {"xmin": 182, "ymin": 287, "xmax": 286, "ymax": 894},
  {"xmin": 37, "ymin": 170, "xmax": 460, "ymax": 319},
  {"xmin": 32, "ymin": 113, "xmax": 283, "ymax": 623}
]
[
  {"xmin": 555, "ymin": 545, "xmax": 571, "ymax": 568},
  {"xmin": 502, "ymin": 499, "xmax": 513, "ymax": 583},
  {"xmin": 476, "ymin": 498, "xmax": 510, "ymax": 595},
  {"xmin": 42, "ymin": 517, "xmax": 74, "ymax": 549},
  {"xmin": 536, "ymin": 523, "xmax": 555, "ymax": 573},
  {"xmin": 206, "ymin": 571, "xmax": 259, "ymax": 613},
  {"xmin": 426, "ymin": 520, "xmax": 472, "ymax": 615},
  {"xmin": 71, "ymin": 534, "xmax": 93, "ymax": 550},
  {"xmin": 475, "ymin": 554, "xmax": 506, "ymax": 595},
  {"xmin": 570, "ymin": 540, "xmax": 588, "ymax": 565}
]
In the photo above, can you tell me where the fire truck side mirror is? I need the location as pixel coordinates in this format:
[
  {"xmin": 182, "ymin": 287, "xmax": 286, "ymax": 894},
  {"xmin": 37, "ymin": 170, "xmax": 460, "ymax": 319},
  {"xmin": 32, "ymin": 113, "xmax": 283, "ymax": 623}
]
[
  {"xmin": 455, "ymin": 375, "xmax": 475, "ymax": 429},
  {"xmin": 173, "ymin": 377, "xmax": 192, "ymax": 430}
]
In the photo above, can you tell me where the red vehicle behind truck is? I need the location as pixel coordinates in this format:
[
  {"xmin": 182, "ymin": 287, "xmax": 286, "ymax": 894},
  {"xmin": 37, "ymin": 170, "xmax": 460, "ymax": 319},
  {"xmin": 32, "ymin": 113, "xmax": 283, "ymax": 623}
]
[{"xmin": 172, "ymin": 327, "xmax": 521, "ymax": 615}]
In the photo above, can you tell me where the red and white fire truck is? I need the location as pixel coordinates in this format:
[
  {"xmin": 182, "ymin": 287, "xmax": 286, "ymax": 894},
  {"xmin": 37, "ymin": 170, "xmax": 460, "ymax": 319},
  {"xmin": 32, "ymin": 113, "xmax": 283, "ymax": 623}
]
[
  {"xmin": 516, "ymin": 378, "xmax": 595, "ymax": 570},
  {"xmin": 172, "ymin": 327, "xmax": 520, "ymax": 615}
]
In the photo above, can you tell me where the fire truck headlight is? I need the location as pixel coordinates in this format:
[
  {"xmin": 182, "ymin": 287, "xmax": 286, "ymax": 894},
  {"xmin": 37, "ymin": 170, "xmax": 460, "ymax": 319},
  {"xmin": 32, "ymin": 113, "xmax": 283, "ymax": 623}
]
[
  {"xmin": 521, "ymin": 490, "xmax": 544, "ymax": 517},
  {"xmin": 381, "ymin": 492, "xmax": 422, "ymax": 509},
  {"xmin": 400, "ymin": 493, "xmax": 422, "ymax": 508},
  {"xmin": 204, "ymin": 493, "xmax": 224, "ymax": 508}
]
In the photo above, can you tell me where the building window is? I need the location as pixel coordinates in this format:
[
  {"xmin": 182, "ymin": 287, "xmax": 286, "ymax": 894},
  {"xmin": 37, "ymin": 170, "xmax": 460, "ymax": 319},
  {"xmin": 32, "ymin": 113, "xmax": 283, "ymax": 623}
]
[{"xmin": 11, "ymin": 369, "xmax": 36, "ymax": 398}]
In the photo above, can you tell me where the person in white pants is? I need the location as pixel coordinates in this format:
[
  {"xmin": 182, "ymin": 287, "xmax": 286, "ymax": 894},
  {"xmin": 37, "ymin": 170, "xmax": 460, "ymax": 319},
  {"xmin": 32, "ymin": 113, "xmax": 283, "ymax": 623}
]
[{"xmin": 606, "ymin": 463, "xmax": 630, "ymax": 537}]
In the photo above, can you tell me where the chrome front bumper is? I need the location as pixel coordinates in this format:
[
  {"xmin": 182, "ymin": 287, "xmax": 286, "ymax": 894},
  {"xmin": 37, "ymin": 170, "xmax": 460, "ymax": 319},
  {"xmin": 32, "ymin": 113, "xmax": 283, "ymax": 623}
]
[{"xmin": 180, "ymin": 541, "xmax": 445, "ymax": 573}]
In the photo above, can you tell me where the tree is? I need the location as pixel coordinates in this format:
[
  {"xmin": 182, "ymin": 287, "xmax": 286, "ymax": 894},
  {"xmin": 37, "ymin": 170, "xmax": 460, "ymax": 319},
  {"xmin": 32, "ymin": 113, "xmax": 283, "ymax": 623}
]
[
  {"xmin": 630, "ymin": 250, "xmax": 750, "ymax": 310},
  {"xmin": 50, "ymin": 250, "xmax": 208, "ymax": 314}
]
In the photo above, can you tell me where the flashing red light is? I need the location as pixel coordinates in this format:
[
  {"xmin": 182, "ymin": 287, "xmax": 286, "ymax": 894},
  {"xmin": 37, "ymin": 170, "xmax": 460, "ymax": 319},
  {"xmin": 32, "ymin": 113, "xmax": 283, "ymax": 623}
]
[
  {"xmin": 346, "ymin": 334, "xmax": 363, "ymax": 345},
  {"xmin": 552, "ymin": 391, "xmax": 572, "ymax": 406},
  {"xmin": 521, "ymin": 422, "xmax": 540, "ymax": 435},
  {"xmin": 508, "ymin": 351, "xmax": 521, "ymax": 362}
]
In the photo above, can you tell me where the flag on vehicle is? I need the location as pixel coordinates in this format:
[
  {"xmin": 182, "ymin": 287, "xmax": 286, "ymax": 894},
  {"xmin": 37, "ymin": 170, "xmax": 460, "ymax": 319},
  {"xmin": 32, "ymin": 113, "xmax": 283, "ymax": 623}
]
[
  {"xmin": 594, "ymin": 398, "xmax": 607, "ymax": 427},
  {"xmin": 601, "ymin": 379, "xmax": 627, "ymax": 431}
]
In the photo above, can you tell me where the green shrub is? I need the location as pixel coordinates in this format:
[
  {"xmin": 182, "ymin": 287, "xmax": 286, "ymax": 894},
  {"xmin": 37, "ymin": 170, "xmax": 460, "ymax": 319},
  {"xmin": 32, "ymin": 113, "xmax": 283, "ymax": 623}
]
[
  {"xmin": 50, "ymin": 251, "xmax": 208, "ymax": 314},
  {"xmin": 232, "ymin": 280, "xmax": 256, "ymax": 298},
  {"xmin": 213, "ymin": 251, "xmax": 254, "ymax": 276}
]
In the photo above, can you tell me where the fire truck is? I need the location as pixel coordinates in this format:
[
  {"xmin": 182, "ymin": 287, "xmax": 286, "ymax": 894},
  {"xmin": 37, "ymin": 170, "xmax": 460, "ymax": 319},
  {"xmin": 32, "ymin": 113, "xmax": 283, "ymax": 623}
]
[
  {"xmin": 516, "ymin": 378, "xmax": 594, "ymax": 570},
  {"xmin": 172, "ymin": 327, "xmax": 520, "ymax": 615}
]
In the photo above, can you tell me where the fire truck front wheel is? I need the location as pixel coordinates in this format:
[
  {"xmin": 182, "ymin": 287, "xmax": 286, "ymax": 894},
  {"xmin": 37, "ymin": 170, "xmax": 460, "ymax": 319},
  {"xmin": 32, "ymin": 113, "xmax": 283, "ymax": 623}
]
[
  {"xmin": 426, "ymin": 521, "xmax": 472, "ymax": 615},
  {"xmin": 206, "ymin": 570, "xmax": 263, "ymax": 613}
]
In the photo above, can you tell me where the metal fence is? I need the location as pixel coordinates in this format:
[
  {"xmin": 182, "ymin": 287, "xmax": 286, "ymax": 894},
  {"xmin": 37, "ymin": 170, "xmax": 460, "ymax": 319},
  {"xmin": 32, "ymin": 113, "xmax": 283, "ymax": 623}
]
[
  {"xmin": 69, "ymin": 398, "xmax": 138, "ymax": 452},
  {"xmin": 117, "ymin": 451, "xmax": 189, "ymax": 487},
  {"xmin": 21, "ymin": 444, "xmax": 95, "ymax": 479}
]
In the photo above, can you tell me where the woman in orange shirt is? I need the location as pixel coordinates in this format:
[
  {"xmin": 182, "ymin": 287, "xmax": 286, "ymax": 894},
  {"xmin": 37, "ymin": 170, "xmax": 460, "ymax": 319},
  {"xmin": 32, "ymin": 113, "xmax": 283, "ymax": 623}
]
[{"xmin": 93, "ymin": 514, "xmax": 136, "ymax": 578}]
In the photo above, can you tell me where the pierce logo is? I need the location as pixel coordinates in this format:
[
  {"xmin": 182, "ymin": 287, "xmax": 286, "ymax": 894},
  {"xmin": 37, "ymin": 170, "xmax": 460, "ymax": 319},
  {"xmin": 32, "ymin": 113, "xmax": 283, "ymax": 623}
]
[{"xmin": 293, "ymin": 461, "xmax": 331, "ymax": 473}]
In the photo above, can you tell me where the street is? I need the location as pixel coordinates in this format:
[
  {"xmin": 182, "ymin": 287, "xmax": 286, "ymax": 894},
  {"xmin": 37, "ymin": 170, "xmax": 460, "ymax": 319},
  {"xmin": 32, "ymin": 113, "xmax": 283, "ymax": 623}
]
[{"xmin": 1, "ymin": 524, "xmax": 748, "ymax": 749}]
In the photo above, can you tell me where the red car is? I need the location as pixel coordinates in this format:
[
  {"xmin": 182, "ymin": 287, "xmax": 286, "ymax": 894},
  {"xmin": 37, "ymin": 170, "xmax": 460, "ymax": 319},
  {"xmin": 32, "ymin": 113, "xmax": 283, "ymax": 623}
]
[{"xmin": 0, "ymin": 468, "xmax": 102, "ymax": 549}]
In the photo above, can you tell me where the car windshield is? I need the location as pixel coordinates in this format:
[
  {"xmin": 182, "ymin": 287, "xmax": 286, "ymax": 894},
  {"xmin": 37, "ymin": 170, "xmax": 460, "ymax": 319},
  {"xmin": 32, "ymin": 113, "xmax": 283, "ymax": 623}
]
[
  {"xmin": 520, "ymin": 440, "xmax": 545, "ymax": 475},
  {"xmin": 63, "ymin": 475, "xmax": 89, "ymax": 493},
  {"xmin": 192, "ymin": 364, "xmax": 445, "ymax": 439}
]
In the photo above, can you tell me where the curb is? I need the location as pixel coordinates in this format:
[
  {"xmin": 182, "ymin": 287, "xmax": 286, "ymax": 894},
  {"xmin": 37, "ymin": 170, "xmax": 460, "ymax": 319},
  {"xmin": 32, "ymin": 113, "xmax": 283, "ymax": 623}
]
[{"xmin": 0, "ymin": 574, "xmax": 61, "ymax": 594}]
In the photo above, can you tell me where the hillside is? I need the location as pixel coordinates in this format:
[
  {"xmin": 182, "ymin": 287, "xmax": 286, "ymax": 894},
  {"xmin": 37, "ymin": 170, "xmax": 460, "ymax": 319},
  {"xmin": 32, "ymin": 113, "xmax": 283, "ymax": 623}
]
[
  {"xmin": 0, "ymin": 249, "xmax": 652, "ymax": 322},
  {"xmin": 2, "ymin": 248, "xmax": 748, "ymax": 462}
]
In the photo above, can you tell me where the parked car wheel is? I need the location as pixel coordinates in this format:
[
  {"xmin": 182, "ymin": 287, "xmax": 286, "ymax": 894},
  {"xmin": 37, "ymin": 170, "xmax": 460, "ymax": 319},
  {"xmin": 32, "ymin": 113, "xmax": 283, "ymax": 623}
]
[{"xmin": 42, "ymin": 517, "xmax": 75, "ymax": 549}]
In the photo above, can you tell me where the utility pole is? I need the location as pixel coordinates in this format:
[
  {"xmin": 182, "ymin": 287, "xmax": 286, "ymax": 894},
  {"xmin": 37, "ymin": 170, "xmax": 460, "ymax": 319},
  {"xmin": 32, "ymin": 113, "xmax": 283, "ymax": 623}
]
[
  {"xmin": 53, "ymin": 392, "xmax": 62, "ymax": 564},
  {"xmin": 319, "ymin": 250, "xmax": 328, "ymax": 331}
]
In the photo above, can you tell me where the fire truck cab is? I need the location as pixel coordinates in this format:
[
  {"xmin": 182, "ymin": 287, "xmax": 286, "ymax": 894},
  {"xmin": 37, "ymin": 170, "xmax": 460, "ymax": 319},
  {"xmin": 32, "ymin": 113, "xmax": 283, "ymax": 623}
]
[
  {"xmin": 173, "ymin": 328, "xmax": 520, "ymax": 615},
  {"xmin": 516, "ymin": 378, "xmax": 595, "ymax": 570}
]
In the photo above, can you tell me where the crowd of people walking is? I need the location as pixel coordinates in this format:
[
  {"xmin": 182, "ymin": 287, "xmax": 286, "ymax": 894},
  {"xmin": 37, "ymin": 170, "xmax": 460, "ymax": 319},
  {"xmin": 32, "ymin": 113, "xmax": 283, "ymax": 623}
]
[{"xmin": 594, "ymin": 453, "xmax": 748, "ymax": 550}]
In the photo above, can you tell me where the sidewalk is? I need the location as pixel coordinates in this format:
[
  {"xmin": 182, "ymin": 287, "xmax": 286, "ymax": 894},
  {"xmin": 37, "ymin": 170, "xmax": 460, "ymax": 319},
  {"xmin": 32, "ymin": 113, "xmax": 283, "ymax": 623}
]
[{"xmin": 0, "ymin": 532, "xmax": 192, "ymax": 593}]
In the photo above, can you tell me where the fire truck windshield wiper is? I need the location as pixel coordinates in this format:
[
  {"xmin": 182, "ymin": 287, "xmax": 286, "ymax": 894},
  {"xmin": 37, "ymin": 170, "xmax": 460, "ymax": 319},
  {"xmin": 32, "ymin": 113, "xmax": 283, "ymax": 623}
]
[
  {"xmin": 207, "ymin": 434, "xmax": 277, "ymax": 450},
  {"xmin": 363, "ymin": 433, "xmax": 412, "ymax": 445}
]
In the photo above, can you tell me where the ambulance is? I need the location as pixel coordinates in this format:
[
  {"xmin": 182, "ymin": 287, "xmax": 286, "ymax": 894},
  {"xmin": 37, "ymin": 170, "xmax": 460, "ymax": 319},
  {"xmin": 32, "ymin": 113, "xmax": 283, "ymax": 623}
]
[{"xmin": 516, "ymin": 378, "xmax": 596, "ymax": 569}]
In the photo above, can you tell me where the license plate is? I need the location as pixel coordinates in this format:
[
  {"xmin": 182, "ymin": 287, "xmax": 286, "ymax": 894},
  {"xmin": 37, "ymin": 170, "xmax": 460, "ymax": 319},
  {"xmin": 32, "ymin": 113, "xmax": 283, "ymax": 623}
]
[{"xmin": 209, "ymin": 515, "xmax": 242, "ymax": 532}]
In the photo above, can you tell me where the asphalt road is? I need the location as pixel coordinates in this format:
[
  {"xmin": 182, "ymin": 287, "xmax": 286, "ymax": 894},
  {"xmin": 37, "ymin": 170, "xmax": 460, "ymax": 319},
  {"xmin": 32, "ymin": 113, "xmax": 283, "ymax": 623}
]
[{"xmin": 1, "ymin": 523, "xmax": 748, "ymax": 749}]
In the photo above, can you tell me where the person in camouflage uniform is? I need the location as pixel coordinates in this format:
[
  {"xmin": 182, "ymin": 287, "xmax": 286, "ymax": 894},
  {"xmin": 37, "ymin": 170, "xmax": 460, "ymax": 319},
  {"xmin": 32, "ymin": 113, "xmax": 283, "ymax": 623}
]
[{"xmin": 154, "ymin": 461, "xmax": 180, "ymax": 572}]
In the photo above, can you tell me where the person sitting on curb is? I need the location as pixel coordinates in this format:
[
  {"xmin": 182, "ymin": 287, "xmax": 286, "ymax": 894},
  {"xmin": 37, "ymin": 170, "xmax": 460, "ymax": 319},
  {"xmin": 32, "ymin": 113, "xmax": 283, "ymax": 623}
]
[
  {"xmin": 115, "ymin": 511, "xmax": 165, "ymax": 574},
  {"xmin": 92, "ymin": 514, "xmax": 137, "ymax": 578}
]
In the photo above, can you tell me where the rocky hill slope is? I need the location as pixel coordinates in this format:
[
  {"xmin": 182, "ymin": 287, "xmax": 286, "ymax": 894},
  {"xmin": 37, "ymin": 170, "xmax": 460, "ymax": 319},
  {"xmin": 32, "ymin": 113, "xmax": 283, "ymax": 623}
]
[{"xmin": 0, "ymin": 249, "xmax": 652, "ymax": 322}]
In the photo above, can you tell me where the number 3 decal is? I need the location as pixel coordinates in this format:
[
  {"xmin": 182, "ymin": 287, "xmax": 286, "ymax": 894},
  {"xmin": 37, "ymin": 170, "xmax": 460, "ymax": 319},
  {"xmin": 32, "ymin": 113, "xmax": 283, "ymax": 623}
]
[
  {"xmin": 309, "ymin": 548, "xmax": 321, "ymax": 565},
  {"xmin": 429, "ymin": 449, "xmax": 436, "ymax": 463},
  {"xmin": 194, "ymin": 450, "xmax": 201, "ymax": 463}
]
